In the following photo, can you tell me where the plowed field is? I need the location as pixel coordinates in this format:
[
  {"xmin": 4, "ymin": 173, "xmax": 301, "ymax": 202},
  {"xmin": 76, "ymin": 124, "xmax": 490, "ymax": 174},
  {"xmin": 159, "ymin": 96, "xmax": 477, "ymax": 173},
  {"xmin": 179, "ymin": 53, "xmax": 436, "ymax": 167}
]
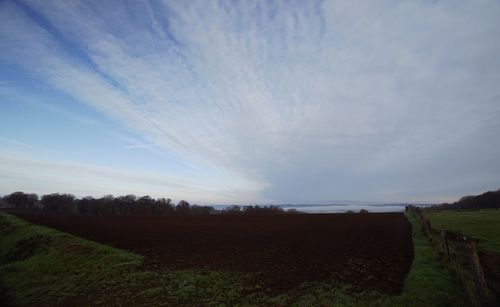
[{"xmin": 13, "ymin": 212, "xmax": 413, "ymax": 294}]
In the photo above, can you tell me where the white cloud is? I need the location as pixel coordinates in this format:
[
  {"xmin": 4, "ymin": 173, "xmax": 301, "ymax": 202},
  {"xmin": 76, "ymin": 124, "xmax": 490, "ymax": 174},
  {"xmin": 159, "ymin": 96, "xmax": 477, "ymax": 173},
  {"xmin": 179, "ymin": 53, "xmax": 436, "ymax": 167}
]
[
  {"xmin": 1, "ymin": 0, "xmax": 499, "ymax": 202},
  {"xmin": 0, "ymin": 137, "xmax": 41, "ymax": 151},
  {"xmin": 0, "ymin": 150, "xmax": 260, "ymax": 203}
]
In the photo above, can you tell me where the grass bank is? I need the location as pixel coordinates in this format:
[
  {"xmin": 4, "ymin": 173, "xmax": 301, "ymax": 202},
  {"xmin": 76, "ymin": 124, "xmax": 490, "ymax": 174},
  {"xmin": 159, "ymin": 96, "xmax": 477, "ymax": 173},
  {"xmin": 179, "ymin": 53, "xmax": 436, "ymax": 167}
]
[{"xmin": 0, "ymin": 211, "xmax": 470, "ymax": 306}]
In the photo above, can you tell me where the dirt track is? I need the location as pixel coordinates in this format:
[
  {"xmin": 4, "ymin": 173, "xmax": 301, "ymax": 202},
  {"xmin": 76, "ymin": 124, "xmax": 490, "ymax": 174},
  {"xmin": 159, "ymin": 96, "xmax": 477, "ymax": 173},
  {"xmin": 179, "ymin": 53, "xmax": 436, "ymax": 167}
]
[{"xmin": 13, "ymin": 212, "xmax": 413, "ymax": 294}]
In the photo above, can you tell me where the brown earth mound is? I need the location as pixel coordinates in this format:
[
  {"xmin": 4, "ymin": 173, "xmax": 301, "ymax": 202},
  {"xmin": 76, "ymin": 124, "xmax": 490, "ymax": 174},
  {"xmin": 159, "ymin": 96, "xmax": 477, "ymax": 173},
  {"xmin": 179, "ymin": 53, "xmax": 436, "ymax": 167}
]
[{"xmin": 12, "ymin": 212, "xmax": 413, "ymax": 294}]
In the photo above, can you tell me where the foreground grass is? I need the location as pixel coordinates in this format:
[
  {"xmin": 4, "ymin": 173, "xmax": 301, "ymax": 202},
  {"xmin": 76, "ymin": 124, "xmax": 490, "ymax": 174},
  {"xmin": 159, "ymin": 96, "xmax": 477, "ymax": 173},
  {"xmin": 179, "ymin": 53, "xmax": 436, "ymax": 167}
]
[
  {"xmin": 425, "ymin": 210, "xmax": 500, "ymax": 253},
  {"xmin": 0, "ymin": 211, "xmax": 471, "ymax": 306}
]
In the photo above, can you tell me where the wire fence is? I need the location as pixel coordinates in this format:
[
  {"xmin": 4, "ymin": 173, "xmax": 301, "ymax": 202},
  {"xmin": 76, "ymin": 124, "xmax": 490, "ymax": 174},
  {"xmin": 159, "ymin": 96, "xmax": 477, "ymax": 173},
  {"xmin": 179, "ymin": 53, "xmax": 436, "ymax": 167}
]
[{"xmin": 406, "ymin": 206, "xmax": 494, "ymax": 306}]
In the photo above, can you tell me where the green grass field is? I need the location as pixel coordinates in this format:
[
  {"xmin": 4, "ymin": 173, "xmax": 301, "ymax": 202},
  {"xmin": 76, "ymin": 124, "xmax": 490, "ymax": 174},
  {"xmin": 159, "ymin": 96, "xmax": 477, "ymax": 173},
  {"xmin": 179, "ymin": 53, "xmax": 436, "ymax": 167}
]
[
  {"xmin": 425, "ymin": 210, "xmax": 500, "ymax": 253},
  {"xmin": 0, "ymin": 212, "xmax": 471, "ymax": 306}
]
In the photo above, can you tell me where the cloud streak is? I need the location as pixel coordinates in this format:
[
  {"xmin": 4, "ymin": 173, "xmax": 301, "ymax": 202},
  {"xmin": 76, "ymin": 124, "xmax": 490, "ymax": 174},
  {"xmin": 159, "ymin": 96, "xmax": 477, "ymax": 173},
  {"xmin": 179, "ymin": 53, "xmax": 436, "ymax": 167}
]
[
  {"xmin": 1, "ymin": 0, "xmax": 499, "ymax": 202},
  {"xmin": 0, "ymin": 137, "xmax": 41, "ymax": 151},
  {"xmin": 0, "ymin": 150, "xmax": 259, "ymax": 203}
]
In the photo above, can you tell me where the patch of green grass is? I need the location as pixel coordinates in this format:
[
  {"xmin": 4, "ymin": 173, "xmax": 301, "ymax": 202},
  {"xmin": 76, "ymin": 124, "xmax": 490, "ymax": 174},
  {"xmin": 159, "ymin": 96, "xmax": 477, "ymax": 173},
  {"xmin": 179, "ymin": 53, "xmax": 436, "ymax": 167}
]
[
  {"xmin": 0, "ymin": 211, "xmax": 472, "ymax": 306},
  {"xmin": 425, "ymin": 210, "xmax": 500, "ymax": 253},
  {"xmin": 376, "ymin": 214, "xmax": 472, "ymax": 307},
  {"xmin": 0, "ymin": 211, "xmax": 144, "ymax": 305}
]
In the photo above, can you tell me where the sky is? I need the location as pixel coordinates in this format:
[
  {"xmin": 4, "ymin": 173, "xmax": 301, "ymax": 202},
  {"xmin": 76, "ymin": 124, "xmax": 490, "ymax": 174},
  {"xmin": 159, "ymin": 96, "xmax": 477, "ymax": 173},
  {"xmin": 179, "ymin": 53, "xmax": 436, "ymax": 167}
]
[{"xmin": 1, "ymin": 0, "xmax": 499, "ymax": 205}]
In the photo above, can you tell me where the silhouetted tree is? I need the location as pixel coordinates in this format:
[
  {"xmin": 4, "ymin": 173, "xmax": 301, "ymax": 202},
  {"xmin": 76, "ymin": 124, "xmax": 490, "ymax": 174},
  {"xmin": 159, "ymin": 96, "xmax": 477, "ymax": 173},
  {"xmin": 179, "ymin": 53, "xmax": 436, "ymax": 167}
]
[
  {"xmin": 155, "ymin": 197, "xmax": 174, "ymax": 214},
  {"xmin": 4, "ymin": 192, "xmax": 38, "ymax": 209},
  {"xmin": 175, "ymin": 200, "xmax": 190, "ymax": 215},
  {"xmin": 137, "ymin": 196, "xmax": 154, "ymax": 214},
  {"xmin": 41, "ymin": 193, "xmax": 75, "ymax": 212},
  {"xmin": 116, "ymin": 194, "xmax": 137, "ymax": 214},
  {"xmin": 77, "ymin": 196, "xmax": 95, "ymax": 214},
  {"xmin": 3, "ymin": 191, "xmax": 311, "ymax": 216}
]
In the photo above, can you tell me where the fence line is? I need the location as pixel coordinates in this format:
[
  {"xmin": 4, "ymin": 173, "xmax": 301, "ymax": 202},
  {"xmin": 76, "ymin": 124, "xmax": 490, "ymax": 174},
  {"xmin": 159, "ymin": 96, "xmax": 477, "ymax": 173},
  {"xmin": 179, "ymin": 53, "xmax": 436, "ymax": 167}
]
[{"xmin": 406, "ymin": 206, "xmax": 493, "ymax": 306}]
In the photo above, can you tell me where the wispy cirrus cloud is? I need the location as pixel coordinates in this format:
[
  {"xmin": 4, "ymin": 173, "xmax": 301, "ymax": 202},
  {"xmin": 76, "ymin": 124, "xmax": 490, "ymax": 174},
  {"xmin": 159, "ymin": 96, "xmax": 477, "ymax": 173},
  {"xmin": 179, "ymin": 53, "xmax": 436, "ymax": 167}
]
[
  {"xmin": 1, "ymin": 0, "xmax": 499, "ymax": 203},
  {"xmin": 0, "ymin": 149, "xmax": 260, "ymax": 203},
  {"xmin": 123, "ymin": 143, "xmax": 157, "ymax": 150},
  {"xmin": 0, "ymin": 137, "xmax": 41, "ymax": 151}
]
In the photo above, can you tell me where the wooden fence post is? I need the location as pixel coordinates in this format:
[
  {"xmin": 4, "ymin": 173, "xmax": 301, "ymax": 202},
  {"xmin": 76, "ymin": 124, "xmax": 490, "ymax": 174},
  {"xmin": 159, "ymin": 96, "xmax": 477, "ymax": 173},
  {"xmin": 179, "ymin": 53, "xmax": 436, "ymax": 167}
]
[
  {"xmin": 466, "ymin": 240, "xmax": 490, "ymax": 305},
  {"xmin": 440, "ymin": 230, "xmax": 450, "ymax": 258}
]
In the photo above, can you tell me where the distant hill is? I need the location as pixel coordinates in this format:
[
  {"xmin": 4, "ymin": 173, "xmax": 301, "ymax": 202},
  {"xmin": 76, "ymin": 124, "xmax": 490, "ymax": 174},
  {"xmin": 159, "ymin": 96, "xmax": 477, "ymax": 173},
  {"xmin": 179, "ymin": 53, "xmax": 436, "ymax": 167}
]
[{"xmin": 431, "ymin": 189, "xmax": 500, "ymax": 210}]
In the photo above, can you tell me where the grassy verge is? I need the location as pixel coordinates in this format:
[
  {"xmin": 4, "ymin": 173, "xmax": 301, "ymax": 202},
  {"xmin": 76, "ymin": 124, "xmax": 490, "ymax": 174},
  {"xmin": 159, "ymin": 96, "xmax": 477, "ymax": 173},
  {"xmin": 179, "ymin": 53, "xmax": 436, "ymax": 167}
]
[
  {"xmin": 0, "ymin": 211, "xmax": 471, "ymax": 306},
  {"xmin": 0, "ymin": 211, "xmax": 143, "ymax": 305},
  {"xmin": 373, "ymin": 213, "xmax": 472, "ymax": 307},
  {"xmin": 425, "ymin": 210, "xmax": 500, "ymax": 253}
]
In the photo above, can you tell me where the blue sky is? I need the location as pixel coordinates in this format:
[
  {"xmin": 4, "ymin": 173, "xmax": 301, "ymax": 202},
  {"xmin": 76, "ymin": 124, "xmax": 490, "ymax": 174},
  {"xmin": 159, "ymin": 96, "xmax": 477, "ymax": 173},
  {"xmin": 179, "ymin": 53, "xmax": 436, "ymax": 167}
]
[{"xmin": 1, "ymin": 0, "xmax": 499, "ymax": 204}]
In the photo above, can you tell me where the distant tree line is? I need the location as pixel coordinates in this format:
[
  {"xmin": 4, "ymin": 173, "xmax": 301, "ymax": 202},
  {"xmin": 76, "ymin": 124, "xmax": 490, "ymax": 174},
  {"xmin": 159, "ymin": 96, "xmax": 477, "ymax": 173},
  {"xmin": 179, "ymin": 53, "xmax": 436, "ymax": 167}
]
[
  {"xmin": 429, "ymin": 188, "xmax": 500, "ymax": 210},
  {"xmin": 0, "ymin": 192, "xmax": 302, "ymax": 215},
  {"xmin": 344, "ymin": 209, "xmax": 369, "ymax": 214}
]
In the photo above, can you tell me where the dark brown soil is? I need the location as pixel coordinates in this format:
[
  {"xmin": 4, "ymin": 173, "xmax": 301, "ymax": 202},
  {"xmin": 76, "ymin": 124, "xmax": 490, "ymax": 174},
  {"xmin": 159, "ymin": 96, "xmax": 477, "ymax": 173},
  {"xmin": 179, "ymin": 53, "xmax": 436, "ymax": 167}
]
[{"xmin": 11, "ymin": 212, "xmax": 413, "ymax": 295}]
